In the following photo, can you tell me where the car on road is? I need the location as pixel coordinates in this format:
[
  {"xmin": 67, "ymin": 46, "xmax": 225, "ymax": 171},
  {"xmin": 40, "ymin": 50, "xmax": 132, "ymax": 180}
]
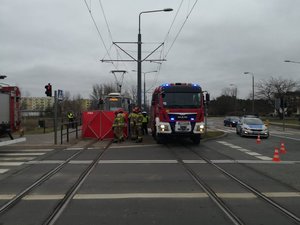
[
  {"xmin": 236, "ymin": 117, "xmax": 269, "ymax": 138},
  {"xmin": 224, "ymin": 116, "xmax": 240, "ymax": 127}
]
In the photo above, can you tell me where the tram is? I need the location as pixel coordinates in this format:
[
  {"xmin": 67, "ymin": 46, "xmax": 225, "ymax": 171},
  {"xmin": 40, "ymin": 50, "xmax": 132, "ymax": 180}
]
[{"xmin": 103, "ymin": 93, "xmax": 132, "ymax": 112}]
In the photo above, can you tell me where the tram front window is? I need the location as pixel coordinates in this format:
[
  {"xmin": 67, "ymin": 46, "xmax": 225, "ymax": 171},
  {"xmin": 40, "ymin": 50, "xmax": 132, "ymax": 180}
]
[{"xmin": 107, "ymin": 98, "xmax": 122, "ymax": 111}]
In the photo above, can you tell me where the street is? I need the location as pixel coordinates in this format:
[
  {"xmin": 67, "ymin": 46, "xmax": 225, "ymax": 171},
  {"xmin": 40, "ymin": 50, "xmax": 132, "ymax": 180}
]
[{"xmin": 0, "ymin": 117, "xmax": 299, "ymax": 225}]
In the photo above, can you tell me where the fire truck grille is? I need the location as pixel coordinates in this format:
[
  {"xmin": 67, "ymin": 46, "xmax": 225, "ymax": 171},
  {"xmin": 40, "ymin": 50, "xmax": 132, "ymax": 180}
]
[{"xmin": 168, "ymin": 113, "xmax": 197, "ymax": 121}]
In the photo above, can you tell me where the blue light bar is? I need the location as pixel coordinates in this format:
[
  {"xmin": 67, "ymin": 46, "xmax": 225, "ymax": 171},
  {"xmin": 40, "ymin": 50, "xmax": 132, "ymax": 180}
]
[{"xmin": 162, "ymin": 83, "xmax": 170, "ymax": 87}]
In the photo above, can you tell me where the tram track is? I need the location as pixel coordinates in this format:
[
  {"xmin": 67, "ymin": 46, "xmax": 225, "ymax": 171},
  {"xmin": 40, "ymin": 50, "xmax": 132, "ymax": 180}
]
[
  {"xmin": 42, "ymin": 140, "xmax": 112, "ymax": 225},
  {"xmin": 0, "ymin": 139, "xmax": 103, "ymax": 217},
  {"xmin": 166, "ymin": 142, "xmax": 300, "ymax": 225}
]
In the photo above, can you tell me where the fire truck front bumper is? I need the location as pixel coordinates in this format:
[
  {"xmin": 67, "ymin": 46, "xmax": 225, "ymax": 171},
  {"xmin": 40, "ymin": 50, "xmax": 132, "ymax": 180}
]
[{"xmin": 156, "ymin": 122, "xmax": 205, "ymax": 134}]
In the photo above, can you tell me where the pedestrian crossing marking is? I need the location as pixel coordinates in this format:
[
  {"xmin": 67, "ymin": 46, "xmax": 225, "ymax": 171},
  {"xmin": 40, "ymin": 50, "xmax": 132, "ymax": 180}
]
[
  {"xmin": 0, "ymin": 149, "xmax": 52, "ymax": 174},
  {"xmin": 216, "ymin": 141, "xmax": 272, "ymax": 161},
  {"xmin": 0, "ymin": 153, "xmax": 45, "ymax": 156},
  {"xmin": 0, "ymin": 169, "xmax": 9, "ymax": 174}
]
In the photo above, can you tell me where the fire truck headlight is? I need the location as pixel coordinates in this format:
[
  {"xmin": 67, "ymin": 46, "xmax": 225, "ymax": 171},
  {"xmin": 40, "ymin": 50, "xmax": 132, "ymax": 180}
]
[
  {"xmin": 194, "ymin": 123, "xmax": 205, "ymax": 134},
  {"xmin": 157, "ymin": 123, "xmax": 171, "ymax": 133}
]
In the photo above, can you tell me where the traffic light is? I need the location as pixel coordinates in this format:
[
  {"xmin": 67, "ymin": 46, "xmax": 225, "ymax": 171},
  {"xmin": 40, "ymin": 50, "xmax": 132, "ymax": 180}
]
[{"xmin": 45, "ymin": 83, "xmax": 52, "ymax": 97}]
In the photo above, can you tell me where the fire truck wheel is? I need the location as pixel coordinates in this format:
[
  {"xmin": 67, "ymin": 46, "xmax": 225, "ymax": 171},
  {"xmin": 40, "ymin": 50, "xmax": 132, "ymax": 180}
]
[{"xmin": 191, "ymin": 135, "xmax": 201, "ymax": 145}]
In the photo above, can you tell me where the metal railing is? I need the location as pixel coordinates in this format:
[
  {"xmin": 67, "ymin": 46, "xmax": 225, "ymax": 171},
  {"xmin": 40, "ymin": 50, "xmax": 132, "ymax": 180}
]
[{"xmin": 60, "ymin": 121, "xmax": 81, "ymax": 144}]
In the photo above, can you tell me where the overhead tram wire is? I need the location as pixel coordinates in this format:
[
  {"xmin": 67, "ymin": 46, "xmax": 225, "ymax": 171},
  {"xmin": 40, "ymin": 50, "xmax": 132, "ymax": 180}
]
[
  {"xmin": 163, "ymin": 0, "xmax": 184, "ymax": 47},
  {"xmin": 83, "ymin": 0, "xmax": 117, "ymax": 69},
  {"xmin": 147, "ymin": 0, "xmax": 183, "ymax": 87},
  {"xmin": 98, "ymin": 0, "xmax": 136, "ymax": 86},
  {"xmin": 164, "ymin": 0, "xmax": 199, "ymax": 58}
]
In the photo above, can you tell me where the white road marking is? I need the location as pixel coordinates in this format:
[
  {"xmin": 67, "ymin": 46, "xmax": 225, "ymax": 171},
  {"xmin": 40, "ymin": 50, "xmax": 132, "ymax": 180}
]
[
  {"xmin": 74, "ymin": 193, "xmax": 209, "ymax": 199},
  {"xmin": 183, "ymin": 160, "xmax": 206, "ymax": 164},
  {"xmin": 65, "ymin": 147, "xmax": 84, "ymax": 151},
  {"xmin": 23, "ymin": 195, "xmax": 65, "ymax": 200},
  {"xmin": 6, "ymin": 192, "xmax": 297, "ymax": 201},
  {"xmin": 0, "ymin": 194, "xmax": 15, "ymax": 200},
  {"xmin": 110, "ymin": 144, "xmax": 158, "ymax": 149},
  {"xmin": 245, "ymin": 152, "xmax": 261, "ymax": 156},
  {"xmin": 0, "ymin": 157, "xmax": 35, "ymax": 161},
  {"xmin": 264, "ymin": 192, "xmax": 300, "ymax": 197},
  {"xmin": 217, "ymin": 141, "xmax": 272, "ymax": 161},
  {"xmin": 69, "ymin": 160, "xmax": 93, "ymax": 164},
  {"xmin": 0, "ymin": 162, "xmax": 24, "ymax": 166},
  {"xmin": 217, "ymin": 193, "xmax": 256, "ymax": 199},
  {"xmin": 26, "ymin": 160, "xmax": 64, "ymax": 164},
  {"xmin": 256, "ymin": 156, "xmax": 273, "ymax": 160},
  {"xmin": 0, "ymin": 169, "xmax": 9, "ymax": 174},
  {"xmin": 18, "ymin": 149, "xmax": 54, "ymax": 152},
  {"xmin": 0, "ymin": 153, "xmax": 45, "ymax": 156},
  {"xmin": 99, "ymin": 160, "xmax": 178, "ymax": 164}
]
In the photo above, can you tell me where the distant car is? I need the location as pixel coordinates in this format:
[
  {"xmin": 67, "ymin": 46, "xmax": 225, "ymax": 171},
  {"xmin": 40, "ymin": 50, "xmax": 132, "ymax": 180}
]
[
  {"xmin": 224, "ymin": 116, "xmax": 240, "ymax": 127},
  {"xmin": 236, "ymin": 117, "xmax": 269, "ymax": 138}
]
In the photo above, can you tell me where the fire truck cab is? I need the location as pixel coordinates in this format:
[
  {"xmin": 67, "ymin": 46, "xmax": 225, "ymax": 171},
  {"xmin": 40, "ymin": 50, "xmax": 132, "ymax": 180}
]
[{"xmin": 150, "ymin": 83, "xmax": 207, "ymax": 144}]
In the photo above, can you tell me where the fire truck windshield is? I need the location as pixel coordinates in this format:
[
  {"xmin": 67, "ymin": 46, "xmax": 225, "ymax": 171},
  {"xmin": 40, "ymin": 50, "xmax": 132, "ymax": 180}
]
[{"xmin": 162, "ymin": 92, "xmax": 201, "ymax": 108}]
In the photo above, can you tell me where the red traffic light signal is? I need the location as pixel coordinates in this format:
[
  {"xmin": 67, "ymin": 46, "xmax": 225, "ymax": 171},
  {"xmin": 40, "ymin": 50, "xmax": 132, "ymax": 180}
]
[{"xmin": 45, "ymin": 83, "xmax": 52, "ymax": 97}]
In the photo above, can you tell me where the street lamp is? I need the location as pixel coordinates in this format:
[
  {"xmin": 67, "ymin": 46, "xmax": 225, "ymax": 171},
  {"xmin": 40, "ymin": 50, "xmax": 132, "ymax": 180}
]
[
  {"xmin": 230, "ymin": 84, "xmax": 237, "ymax": 114},
  {"xmin": 132, "ymin": 70, "xmax": 157, "ymax": 108},
  {"xmin": 244, "ymin": 72, "xmax": 255, "ymax": 114},
  {"xmin": 137, "ymin": 8, "xmax": 173, "ymax": 108}
]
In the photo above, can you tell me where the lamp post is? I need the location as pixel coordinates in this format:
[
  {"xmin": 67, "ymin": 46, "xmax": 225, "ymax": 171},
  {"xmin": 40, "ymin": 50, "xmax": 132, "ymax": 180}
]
[
  {"xmin": 137, "ymin": 8, "xmax": 173, "ymax": 108},
  {"xmin": 244, "ymin": 72, "xmax": 255, "ymax": 114},
  {"xmin": 132, "ymin": 70, "xmax": 157, "ymax": 108},
  {"xmin": 230, "ymin": 84, "xmax": 237, "ymax": 115}
]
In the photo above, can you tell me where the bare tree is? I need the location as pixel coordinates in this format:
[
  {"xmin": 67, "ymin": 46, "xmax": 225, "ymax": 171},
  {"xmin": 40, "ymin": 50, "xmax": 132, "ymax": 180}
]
[
  {"xmin": 256, "ymin": 76, "xmax": 299, "ymax": 117},
  {"xmin": 256, "ymin": 76, "xmax": 298, "ymax": 102}
]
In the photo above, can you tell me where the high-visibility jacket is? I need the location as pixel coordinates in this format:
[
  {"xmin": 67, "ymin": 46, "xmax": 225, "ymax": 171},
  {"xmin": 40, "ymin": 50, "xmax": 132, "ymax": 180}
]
[
  {"xmin": 128, "ymin": 112, "xmax": 138, "ymax": 125},
  {"xmin": 142, "ymin": 115, "xmax": 149, "ymax": 123},
  {"xmin": 113, "ymin": 113, "xmax": 125, "ymax": 128},
  {"xmin": 67, "ymin": 112, "xmax": 74, "ymax": 119},
  {"xmin": 135, "ymin": 113, "xmax": 144, "ymax": 126}
]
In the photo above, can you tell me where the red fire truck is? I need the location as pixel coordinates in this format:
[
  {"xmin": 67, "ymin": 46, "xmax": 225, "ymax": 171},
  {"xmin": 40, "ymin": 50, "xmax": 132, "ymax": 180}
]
[
  {"xmin": 150, "ymin": 83, "xmax": 209, "ymax": 144},
  {"xmin": 0, "ymin": 86, "xmax": 21, "ymax": 132}
]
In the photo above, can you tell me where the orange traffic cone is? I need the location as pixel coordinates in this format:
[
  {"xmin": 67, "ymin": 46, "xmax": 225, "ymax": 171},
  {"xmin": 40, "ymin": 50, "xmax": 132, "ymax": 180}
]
[
  {"xmin": 256, "ymin": 134, "xmax": 261, "ymax": 144},
  {"xmin": 272, "ymin": 147, "xmax": 281, "ymax": 162},
  {"xmin": 280, "ymin": 141, "xmax": 287, "ymax": 154}
]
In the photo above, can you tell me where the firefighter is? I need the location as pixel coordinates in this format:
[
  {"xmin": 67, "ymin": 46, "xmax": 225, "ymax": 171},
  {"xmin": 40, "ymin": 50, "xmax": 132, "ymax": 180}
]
[
  {"xmin": 112, "ymin": 109, "xmax": 126, "ymax": 143},
  {"xmin": 128, "ymin": 107, "xmax": 138, "ymax": 140},
  {"xmin": 135, "ymin": 108, "xmax": 144, "ymax": 143},
  {"xmin": 141, "ymin": 111, "xmax": 149, "ymax": 135}
]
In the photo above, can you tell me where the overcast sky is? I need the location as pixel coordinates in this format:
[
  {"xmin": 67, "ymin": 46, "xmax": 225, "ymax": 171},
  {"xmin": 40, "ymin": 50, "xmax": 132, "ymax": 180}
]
[{"xmin": 1, "ymin": 0, "xmax": 300, "ymax": 100}]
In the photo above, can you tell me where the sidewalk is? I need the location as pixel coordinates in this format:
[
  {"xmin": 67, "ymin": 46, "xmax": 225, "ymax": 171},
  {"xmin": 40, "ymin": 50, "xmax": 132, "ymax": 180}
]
[
  {"xmin": 0, "ymin": 131, "xmax": 80, "ymax": 148},
  {"xmin": 0, "ymin": 131, "xmax": 156, "ymax": 148}
]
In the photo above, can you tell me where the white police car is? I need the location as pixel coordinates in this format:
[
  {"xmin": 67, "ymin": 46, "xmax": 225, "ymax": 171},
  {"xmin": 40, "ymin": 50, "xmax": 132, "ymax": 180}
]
[{"xmin": 236, "ymin": 117, "xmax": 269, "ymax": 138}]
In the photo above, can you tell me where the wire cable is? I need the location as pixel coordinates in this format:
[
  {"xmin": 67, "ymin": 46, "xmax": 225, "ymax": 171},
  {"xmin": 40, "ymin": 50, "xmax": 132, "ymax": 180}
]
[
  {"xmin": 83, "ymin": 0, "xmax": 117, "ymax": 69},
  {"xmin": 165, "ymin": 0, "xmax": 199, "ymax": 57}
]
